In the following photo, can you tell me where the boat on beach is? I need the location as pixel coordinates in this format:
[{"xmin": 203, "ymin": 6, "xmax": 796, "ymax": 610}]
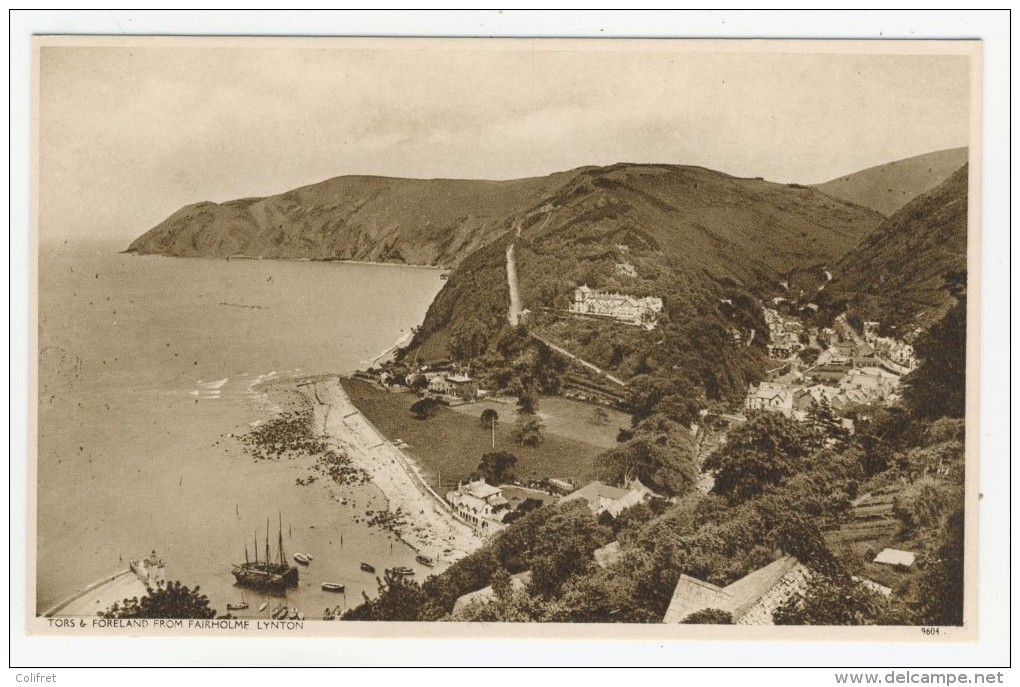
[
  {"xmin": 294, "ymin": 553, "xmax": 311, "ymax": 565},
  {"xmin": 273, "ymin": 605, "xmax": 288, "ymax": 619},
  {"xmin": 389, "ymin": 566, "xmax": 415, "ymax": 576},
  {"xmin": 360, "ymin": 563, "xmax": 376, "ymax": 573},
  {"xmin": 321, "ymin": 582, "xmax": 345, "ymax": 593},
  {"xmin": 226, "ymin": 602, "xmax": 249, "ymax": 611}
]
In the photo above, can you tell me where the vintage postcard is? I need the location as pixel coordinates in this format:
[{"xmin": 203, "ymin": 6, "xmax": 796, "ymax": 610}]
[{"xmin": 28, "ymin": 35, "xmax": 982, "ymax": 642}]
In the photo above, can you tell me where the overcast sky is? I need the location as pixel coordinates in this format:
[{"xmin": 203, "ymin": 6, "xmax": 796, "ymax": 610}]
[{"xmin": 37, "ymin": 39, "xmax": 974, "ymax": 242}]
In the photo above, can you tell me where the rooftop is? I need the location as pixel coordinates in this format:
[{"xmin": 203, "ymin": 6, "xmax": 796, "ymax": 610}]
[
  {"xmin": 663, "ymin": 556, "xmax": 809, "ymax": 624},
  {"xmin": 874, "ymin": 548, "xmax": 916, "ymax": 568},
  {"xmin": 452, "ymin": 571, "xmax": 532, "ymax": 615}
]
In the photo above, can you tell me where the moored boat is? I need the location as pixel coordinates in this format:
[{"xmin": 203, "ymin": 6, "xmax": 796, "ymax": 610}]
[
  {"xmin": 232, "ymin": 516, "xmax": 300, "ymax": 592},
  {"xmin": 389, "ymin": 566, "xmax": 414, "ymax": 576},
  {"xmin": 360, "ymin": 563, "xmax": 375, "ymax": 573},
  {"xmin": 416, "ymin": 555, "xmax": 435, "ymax": 567},
  {"xmin": 294, "ymin": 553, "xmax": 310, "ymax": 565},
  {"xmin": 321, "ymin": 582, "xmax": 346, "ymax": 593},
  {"xmin": 258, "ymin": 602, "xmax": 268, "ymax": 612},
  {"xmin": 226, "ymin": 602, "xmax": 249, "ymax": 611}
]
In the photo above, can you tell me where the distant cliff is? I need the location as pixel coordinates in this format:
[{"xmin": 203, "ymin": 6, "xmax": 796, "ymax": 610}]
[
  {"xmin": 127, "ymin": 172, "xmax": 578, "ymax": 268},
  {"xmin": 826, "ymin": 163, "xmax": 969, "ymax": 332}
]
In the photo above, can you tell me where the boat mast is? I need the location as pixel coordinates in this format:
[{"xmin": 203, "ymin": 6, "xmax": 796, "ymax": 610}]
[
  {"xmin": 254, "ymin": 532, "xmax": 259, "ymax": 564},
  {"xmin": 245, "ymin": 544, "xmax": 249, "ymax": 565},
  {"xmin": 265, "ymin": 518, "xmax": 271, "ymax": 565},
  {"xmin": 278, "ymin": 512, "xmax": 286, "ymax": 566}
]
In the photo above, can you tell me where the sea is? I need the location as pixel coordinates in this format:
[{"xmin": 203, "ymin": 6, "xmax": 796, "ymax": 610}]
[{"xmin": 36, "ymin": 239, "xmax": 446, "ymax": 618}]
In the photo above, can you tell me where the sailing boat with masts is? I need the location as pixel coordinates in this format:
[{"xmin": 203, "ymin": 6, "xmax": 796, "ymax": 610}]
[{"xmin": 231, "ymin": 514, "xmax": 299, "ymax": 592}]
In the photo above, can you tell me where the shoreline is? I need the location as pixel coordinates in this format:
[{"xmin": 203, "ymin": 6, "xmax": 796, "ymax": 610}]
[
  {"xmin": 43, "ymin": 569, "xmax": 146, "ymax": 618},
  {"xmin": 121, "ymin": 250, "xmax": 451, "ymax": 271},
  {"xmin": 366, "ymin": 331, "xmax": 415, "ymax": 367},
  {"xmin": 298, "ymin": 376, "xmax": 483, "ymax": 564}
]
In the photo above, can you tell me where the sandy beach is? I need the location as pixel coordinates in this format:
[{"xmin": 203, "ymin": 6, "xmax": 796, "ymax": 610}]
[
  {"xmin": 45, "ymin": 570, "xmax": 148, "ymax": 617},
  {"xmin": 302, "ymin": 377, "xmax": 483, "ymax": 564}
]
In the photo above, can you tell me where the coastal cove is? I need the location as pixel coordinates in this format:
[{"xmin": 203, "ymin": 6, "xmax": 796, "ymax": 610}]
[{"xmin": 37, "ymin": 241, "xmax": 449, "ymax": 618}]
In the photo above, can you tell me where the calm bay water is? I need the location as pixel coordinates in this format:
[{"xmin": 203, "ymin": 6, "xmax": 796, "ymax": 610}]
[{"xmin": 37, "ymin": 240, "xmax": 445, "ymax": 617}]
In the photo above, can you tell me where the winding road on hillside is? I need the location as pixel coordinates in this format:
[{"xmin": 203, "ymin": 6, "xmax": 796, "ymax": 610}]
[
  {"xmin": 529, "ymin": 333, "xmax": 627, "ymax": 387},
  {"xmin": 506, "ymin": 243, "xmax": 521, "ymax": 326}
]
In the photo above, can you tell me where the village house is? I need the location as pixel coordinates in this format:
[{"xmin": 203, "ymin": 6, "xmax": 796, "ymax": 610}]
[
  {"xmin": 874, "ymin": 548, "xmax": 916, "ymax": 568},
  {"xmin": 560, "ymin": 478, "xmax": 658, "ymax": 518},
  {"xmin": 838, "ymin": 367, "xmax": 898, "ymax": 403},
  {"xmin": 425, "ymin": 371, "xmax": 477, "ymax": 400},
  {"xmin": 745, "ymin": 381, "xmax": 795, "ymax": 417},
  {"xmin": 662, "ymin": 556, "xmax": 811, "ymax": 624},
  {"xmin": 615, "ymin": 262, "xmax": 637, "ymax": 278},
  {"xmin": 446, "ymin": 479, "xmax": 510, "ymax": 535},
  {"xmin": 569, "ymin": 285, "xmax": 663, "ymax": 328}
]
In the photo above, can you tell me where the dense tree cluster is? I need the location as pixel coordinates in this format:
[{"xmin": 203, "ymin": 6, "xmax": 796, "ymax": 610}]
[{"xmin": 100, "ymin": 581, "xmax": 216, "ymax": 619}]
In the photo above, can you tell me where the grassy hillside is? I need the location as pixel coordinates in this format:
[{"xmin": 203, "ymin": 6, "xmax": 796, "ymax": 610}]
[
  {"xmin": 824, "ymin": 164, "xmax": 968, "ymax": 333},
  {"xmin": 408, "ymin": 163, "xmax": 884, "ymax": 401},
  {"xmin": 813, "ymin": 148, "xmax": 968, "ymax": 217},
  {"xmin": 127, "ymin": 172, "xmax": 577, "ymax": 267}
]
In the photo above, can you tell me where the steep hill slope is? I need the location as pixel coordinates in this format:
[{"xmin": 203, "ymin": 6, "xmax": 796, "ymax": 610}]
[
  {"xmin": 824, "ymin": 163, "xmax": 969, "ymax": 333},
  {"xmin": 813, "ymin": 147, "xmax": 968, "ymax": 217},
  {"xmin": 409, "ymin": 163, "xmax": 884, "ymax": 399},
  {"xmin": 127, "ymin": 172, "xmax": 577, "ymax": 267}
]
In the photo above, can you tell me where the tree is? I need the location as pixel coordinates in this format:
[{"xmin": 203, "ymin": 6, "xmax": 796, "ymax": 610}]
[
  {"xmin": 451, "ymin": 568, "xmax": 545, "ymax": 622},
  {"xmin": 902, "ymin": 271, "xmax": 967, "ymax": 420},
  {"xmin": 410, "ymin": 397, "xmax": 441, "ymax": 420},
  {"xmin": 626, "ymin": 374, "xmax": 701, "ymax": 427},
  {"xmin": 479, "ymin": 408, "xmax": 499, "ymax": 429},
  {"xmin": 915, "ymin": 504, "xmax": 965, "ymax": 626},
  {"xmin": 512, "ymin": 417, "xmax": 545, "ymax": 447},
  {"xmin": 798, "ymin": 347, "xmax": 821, "ymax": 366},
  {"xmin": 480, "ymin": 407, "xmax": 499, "ymax": 448},
  {"xmin": 681, "ymin": 608, "xmax": 733, "ymax": 624},
  {"xmin": 772, "ymin": 574, "xmax": 884, "ymax": 625},
  {"xmin": 527, "ymin": 502, "xmax": 612, "ymax": 598},
  {"xmin": 477, "ymin": 451, "xmax": 518, "ymax": 485},
  {"xmin": 595, "ymin": 434, "xmax": 698, "ymax": 498},
  {"xmin": 342, "ymin": 570, "xmax": 430, "ymax": 621},
  {"xmin": 503, "ymin": 497, "xmax": 545, "ymax": 525},
  {"xmin": 99, "ymin": 580, "xmax": 216, "ymax": 619},
  {"xmin": 893, "ymin": 476, "xmax": 950, "ymax": 530},
  {"xmin": 702, "ymin": 411, "xmax": 816, "ymax": 503},
  {"xmin": 516, "ymin": 384, "xmax": 540, "ymax": 415}
]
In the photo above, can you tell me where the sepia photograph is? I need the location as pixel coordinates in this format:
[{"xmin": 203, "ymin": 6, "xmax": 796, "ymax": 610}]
[{"xmin": 13, "ymin": 13, "xmax": 1009, "ymax": 671}]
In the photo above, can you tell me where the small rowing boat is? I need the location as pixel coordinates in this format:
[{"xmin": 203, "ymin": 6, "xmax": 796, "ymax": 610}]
[
  {"xmin": 226, "ymin": 602, "xmax": 249, "ymax": 611},
  {"xmin": 360, "ymin": 563, "xmax": 375, "ymax": 573},
  {"xmin": 258, "ymin": 602, "xmax": 268, "ymax": 612},
  {"xmin": 321, "ymin": 582, "xmax": 345, "ymax": 593},
  {"xmin": 294, "ymin": 553, "xmax": 310, "ymax": 565},
  {"xmin": 416, "ymin": 555, "xmax": 435, "ymax": 567}
]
